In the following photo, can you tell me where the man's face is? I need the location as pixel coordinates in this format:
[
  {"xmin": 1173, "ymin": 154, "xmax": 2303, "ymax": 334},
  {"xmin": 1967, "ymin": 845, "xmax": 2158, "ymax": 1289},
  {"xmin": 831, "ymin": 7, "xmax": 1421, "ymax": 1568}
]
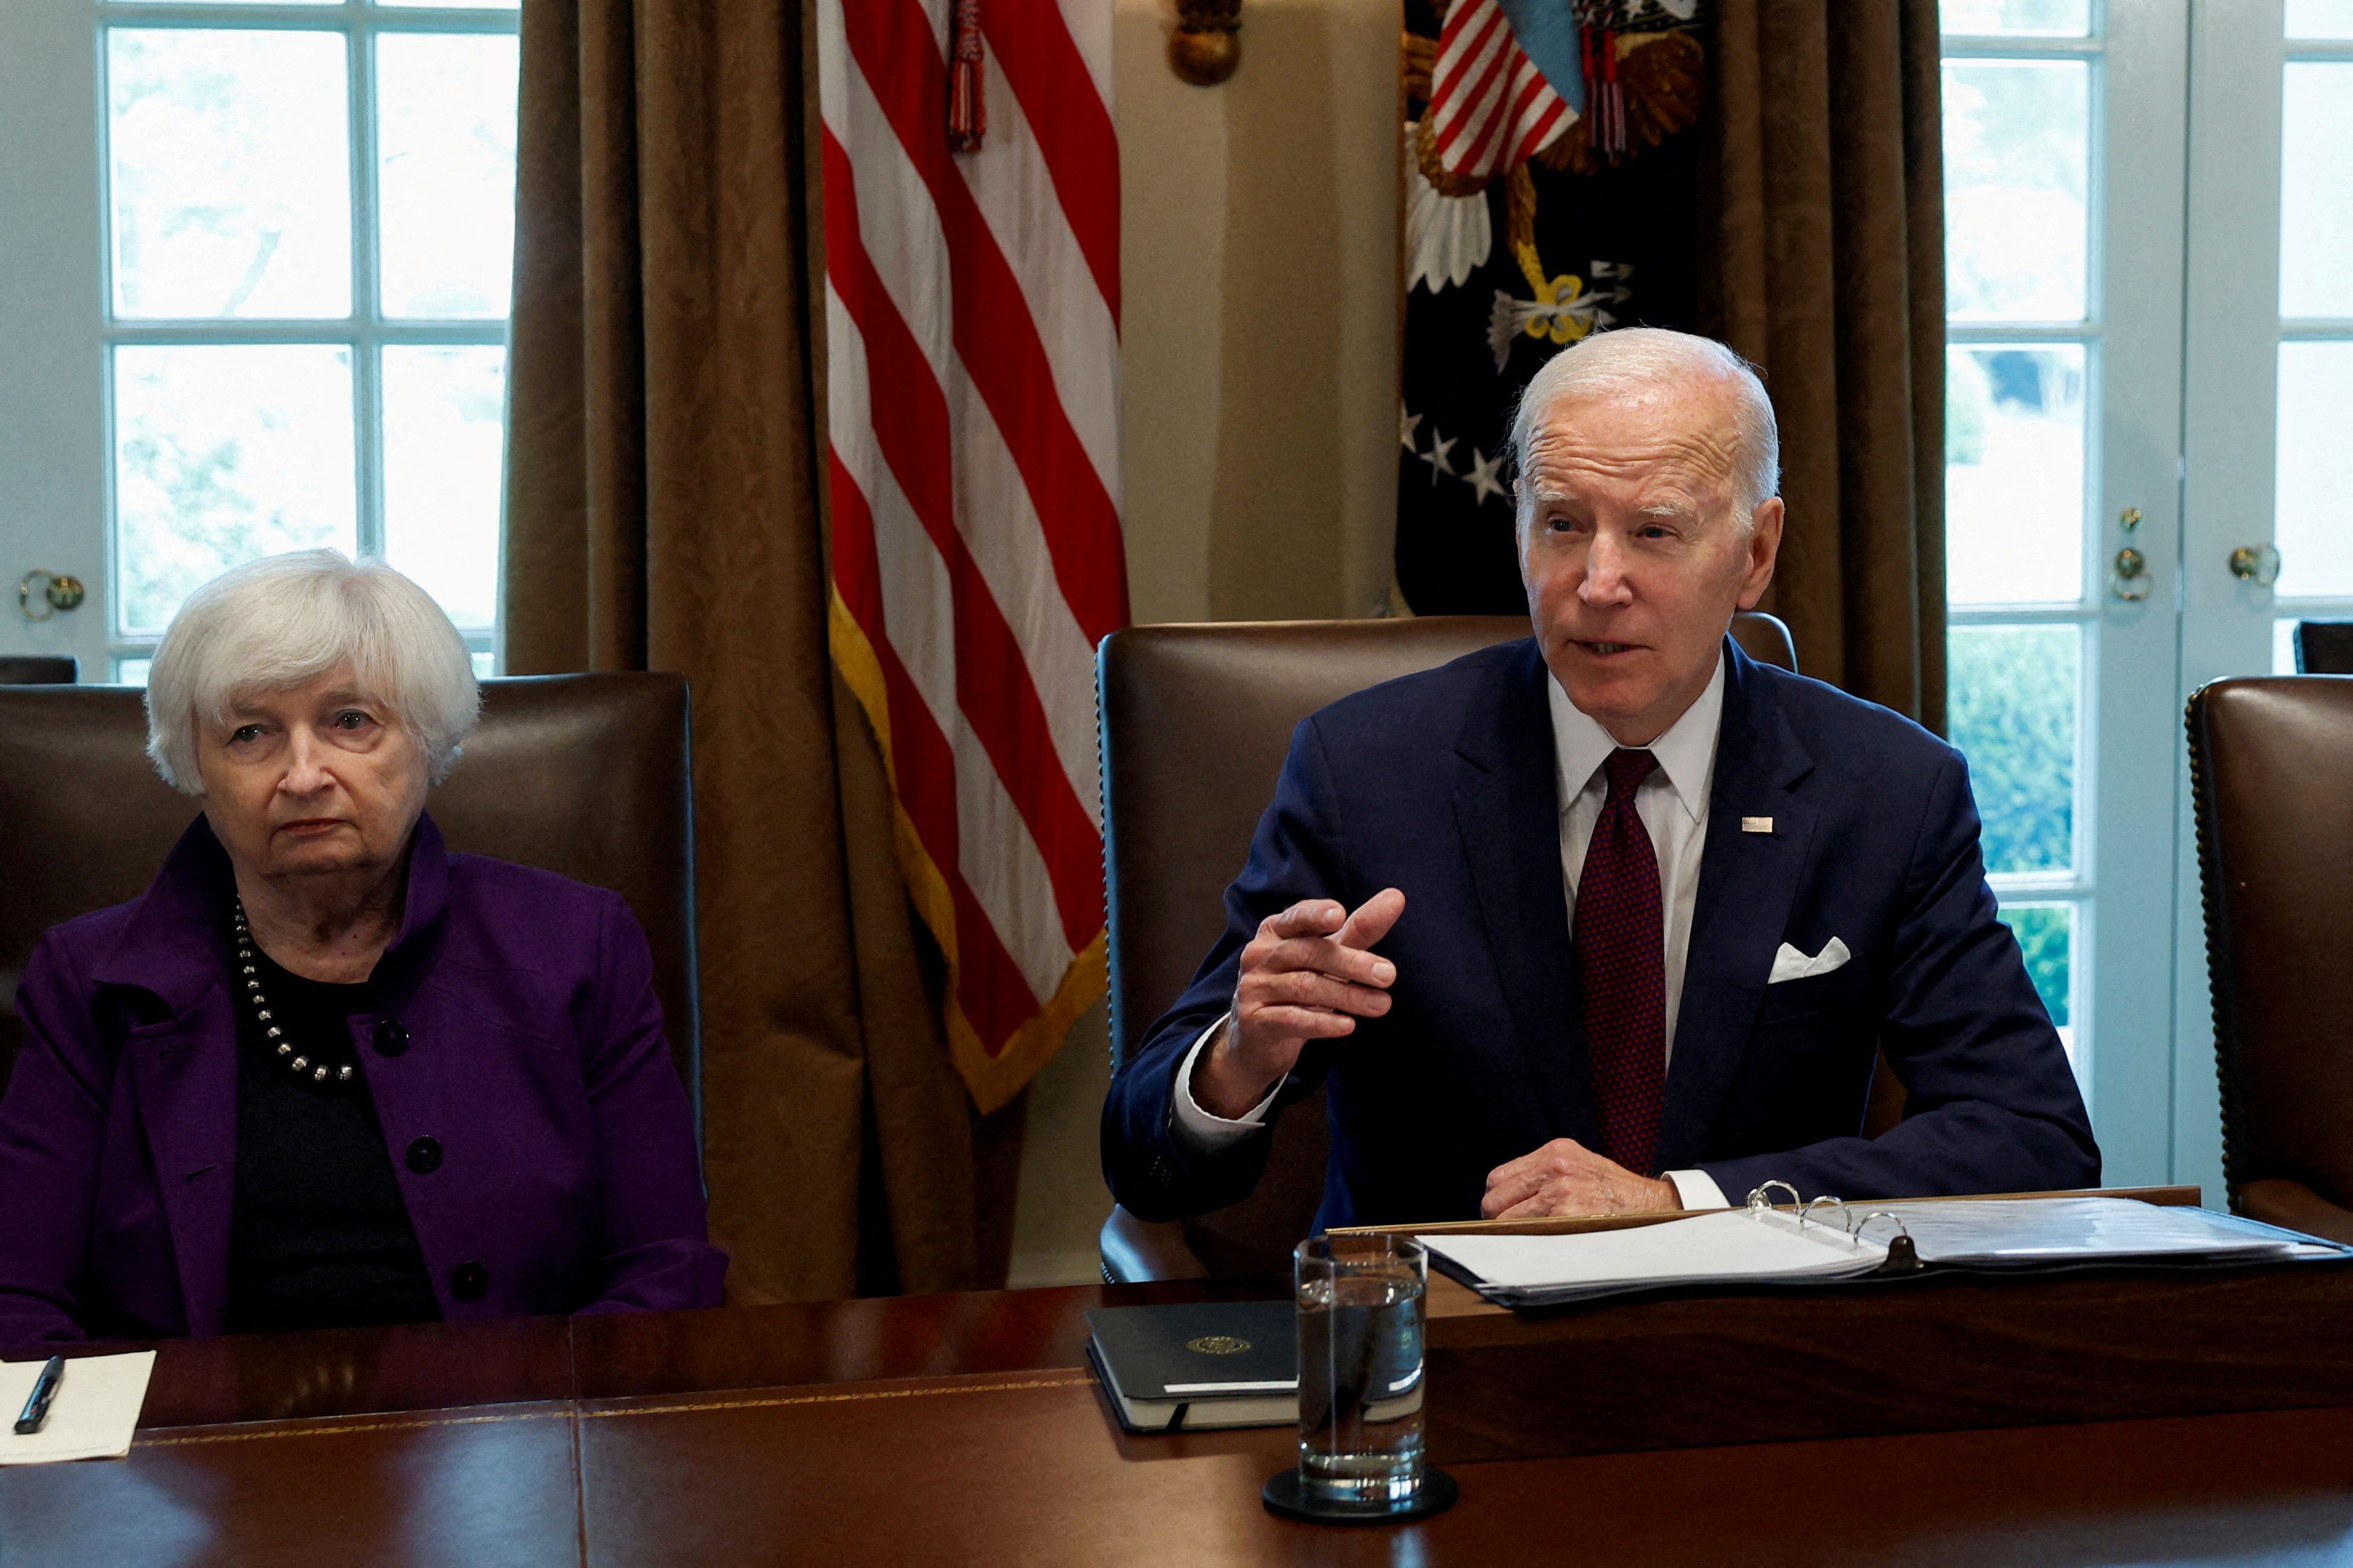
[{"xmin": 1516, "ymin": 379, "xmax": 1783, "ymax": 744}]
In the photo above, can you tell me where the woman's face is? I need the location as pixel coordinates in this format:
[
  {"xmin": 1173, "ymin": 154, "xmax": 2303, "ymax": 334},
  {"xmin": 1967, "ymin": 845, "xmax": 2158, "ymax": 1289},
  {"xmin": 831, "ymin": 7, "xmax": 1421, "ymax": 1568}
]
[{"xmin": 194, "ymin": 665, "xmax": 431, "ymax": 888}]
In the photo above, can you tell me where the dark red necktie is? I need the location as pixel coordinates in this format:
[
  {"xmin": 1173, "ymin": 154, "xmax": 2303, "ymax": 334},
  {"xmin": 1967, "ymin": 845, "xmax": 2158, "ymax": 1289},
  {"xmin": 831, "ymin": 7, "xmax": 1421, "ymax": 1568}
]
[{"xmin": 1575, "ymin": 747, "xmax": 1665, "ymax": 1175}]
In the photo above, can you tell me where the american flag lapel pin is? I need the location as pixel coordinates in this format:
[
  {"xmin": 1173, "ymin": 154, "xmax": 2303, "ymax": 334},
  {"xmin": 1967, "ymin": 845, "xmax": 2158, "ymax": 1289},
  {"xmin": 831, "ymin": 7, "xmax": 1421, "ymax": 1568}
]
[{"xmin": 1741, "ymin": 816, "xmax": 1774, "ymax": 834}]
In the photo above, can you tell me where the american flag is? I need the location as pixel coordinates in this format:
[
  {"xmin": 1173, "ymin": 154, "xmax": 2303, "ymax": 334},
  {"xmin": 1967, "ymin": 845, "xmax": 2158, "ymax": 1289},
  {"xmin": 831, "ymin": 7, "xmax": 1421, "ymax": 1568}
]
[
  {"xmin": 1428, "ymin": 0, "xmax": 1575, "ymax": 183},
  {"xmin": 816, "ymin": 0, "xmax": 1126, "ymax": 1112}
]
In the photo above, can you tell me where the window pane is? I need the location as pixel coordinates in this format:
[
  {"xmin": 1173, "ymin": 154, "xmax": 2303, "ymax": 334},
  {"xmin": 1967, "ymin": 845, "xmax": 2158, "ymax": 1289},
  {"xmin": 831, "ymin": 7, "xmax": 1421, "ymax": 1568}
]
[
  {"xmin": 2288, "ymin": 0, "xmax": 2353, "ymax": 40},
  {"xmin": 1941, "ymin": 0, "xmax": 2090, "ymax": 36},
  {"xmin": 1943, "ymin": 60, "xmax": 2089, "ymax": 321},
  {"xmin": 376, "ymin": 34, "xmax": 519, "ymax": 320},
  {"xmin": 382, "ymin": 346, "xmax": 506, "ymax": 628},
  {"xmin": 112, "ymin": 657, "xmax": 153, "ymax": 687},
  {"xmin": 113, "ymin": 344, "xmax": 358, "ymax": 637},
  {"xmin": 1949, "ymin": 624, "xmax": 2078, "ymax": 876},
  {"xmin": 1996, "ymin": 902, "xmax": 2076, "ymax": 1057},
  {"xmin": 2276, "ymin": 341, "xmax": 2353, "ymax": 597},
  {"xmin": 2281, "ymin": 64, "xmax": 2353, "ymax": 320},
  {"xmin": 107, "ymin": 30, "xmax": 351, "ymax": 319},
  {"xmin": 1946, "ymin": 345, "xmax": 2086, "ymax": 604}
]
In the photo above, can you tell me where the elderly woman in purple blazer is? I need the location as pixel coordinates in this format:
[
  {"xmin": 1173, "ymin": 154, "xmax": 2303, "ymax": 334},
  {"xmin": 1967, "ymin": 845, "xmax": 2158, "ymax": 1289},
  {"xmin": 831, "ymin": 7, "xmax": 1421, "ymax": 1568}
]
[{"xmin": 0, "ymin": 550, "xmax": 726, "ymax": 1345}]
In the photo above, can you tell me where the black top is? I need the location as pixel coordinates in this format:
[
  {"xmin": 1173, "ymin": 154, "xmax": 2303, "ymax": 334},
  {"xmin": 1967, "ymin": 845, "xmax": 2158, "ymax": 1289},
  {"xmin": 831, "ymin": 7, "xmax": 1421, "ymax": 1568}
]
[{"xmin": 224, "ymin": 943, "xmax": 441, "ymax": 1335}]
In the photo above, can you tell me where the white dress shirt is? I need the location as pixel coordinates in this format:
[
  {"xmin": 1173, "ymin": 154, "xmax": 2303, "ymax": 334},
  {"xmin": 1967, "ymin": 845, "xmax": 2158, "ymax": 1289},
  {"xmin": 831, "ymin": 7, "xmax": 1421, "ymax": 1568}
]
[{"xmin": 1170, "ymin": 653, "xmax": 1733, "ymax": 1211}]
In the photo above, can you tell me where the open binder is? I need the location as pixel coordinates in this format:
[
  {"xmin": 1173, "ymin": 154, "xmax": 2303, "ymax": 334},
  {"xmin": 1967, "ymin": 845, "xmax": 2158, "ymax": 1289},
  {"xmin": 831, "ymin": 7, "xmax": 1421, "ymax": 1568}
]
[{"xmin": 1417, "ymin": 1188, "xmax": 2353, "ymax": 1309}]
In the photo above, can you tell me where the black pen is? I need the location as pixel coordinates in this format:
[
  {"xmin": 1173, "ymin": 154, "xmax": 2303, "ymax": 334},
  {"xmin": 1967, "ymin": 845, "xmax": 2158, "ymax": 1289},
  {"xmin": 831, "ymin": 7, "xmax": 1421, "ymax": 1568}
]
[{"xmin": 14, "ymin": 1356, "xmax": 63, "ymax": 1435}]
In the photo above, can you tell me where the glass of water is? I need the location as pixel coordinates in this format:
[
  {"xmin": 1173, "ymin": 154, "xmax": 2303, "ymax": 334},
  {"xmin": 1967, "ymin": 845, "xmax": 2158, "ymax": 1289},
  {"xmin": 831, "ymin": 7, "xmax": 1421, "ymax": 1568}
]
[{"xmin": 1294, "ymin": 1233, "xmax": 1428, "ymax": 1506}]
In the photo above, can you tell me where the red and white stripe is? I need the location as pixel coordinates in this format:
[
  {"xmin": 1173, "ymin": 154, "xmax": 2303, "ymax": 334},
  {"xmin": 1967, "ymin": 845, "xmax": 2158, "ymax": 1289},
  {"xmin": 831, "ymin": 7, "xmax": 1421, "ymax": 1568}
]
[
  {"xmin": 817, "ymin": 0, "xmax": 1125, "ymax": 1110},
  {"xmin": 1428, "ymin": 0, "xmax": 1571, "ymax": 182}
]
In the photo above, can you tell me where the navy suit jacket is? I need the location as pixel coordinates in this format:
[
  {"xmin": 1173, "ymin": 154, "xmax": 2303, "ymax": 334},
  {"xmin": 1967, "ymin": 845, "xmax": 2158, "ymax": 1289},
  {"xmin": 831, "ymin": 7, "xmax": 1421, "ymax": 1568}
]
[{"xmin": 1101, "ymin": 637, "xmax": 2099, "ymax": 1232}]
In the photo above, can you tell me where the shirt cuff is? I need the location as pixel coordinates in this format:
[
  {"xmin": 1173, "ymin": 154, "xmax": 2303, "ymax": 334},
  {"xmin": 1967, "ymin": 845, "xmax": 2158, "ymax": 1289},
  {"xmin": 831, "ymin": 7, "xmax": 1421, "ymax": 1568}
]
[
  {"xmin": 1665, "ymin": 1168, "xmax": 1732, "ymax": 1210},
  {"xmin": 1168, "ymin": 1014, "xmax": 1280, "ymax": 1153}
]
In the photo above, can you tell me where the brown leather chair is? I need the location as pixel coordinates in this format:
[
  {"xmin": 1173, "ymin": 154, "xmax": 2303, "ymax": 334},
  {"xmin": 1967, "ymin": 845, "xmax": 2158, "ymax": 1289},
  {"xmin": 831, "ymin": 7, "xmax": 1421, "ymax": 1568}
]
[
  {"xmin": 0, "ymin": 656, "xmax": 77, "ymax": 685},
  {"xmin": 0, "ymin": 676, "xmax": 702, "ymax": 1132},
  {"xmin": 1096, "ymin": 613, "xmax": 1799, "ymax": 1282},
  {"xmin": 2188, "ymin": 675, "xmax": 2353, "ymax": 1244},
  {"xmin": 2292, "ymin": 621, "xmax": 2353, "ymax": 675}
]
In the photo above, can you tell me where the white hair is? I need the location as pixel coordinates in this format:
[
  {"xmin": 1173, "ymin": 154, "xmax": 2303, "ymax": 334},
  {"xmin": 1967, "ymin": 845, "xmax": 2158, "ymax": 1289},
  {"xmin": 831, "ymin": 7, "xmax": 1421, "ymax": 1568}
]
[
  {"xmin": 145, "ymin": 550, "xmax": 481, "ymax": 796},
  {"xmin": 1507, "ymin": 327, "xmax": 1781, "ymax": 523}
]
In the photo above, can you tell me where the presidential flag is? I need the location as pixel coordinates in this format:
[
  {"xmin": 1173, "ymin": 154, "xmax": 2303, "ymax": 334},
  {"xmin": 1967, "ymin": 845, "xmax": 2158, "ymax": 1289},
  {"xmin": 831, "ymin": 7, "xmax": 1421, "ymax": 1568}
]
[{"xmin": 1399, "ymin": 0, "xmax": 1707, "ymax": 615}]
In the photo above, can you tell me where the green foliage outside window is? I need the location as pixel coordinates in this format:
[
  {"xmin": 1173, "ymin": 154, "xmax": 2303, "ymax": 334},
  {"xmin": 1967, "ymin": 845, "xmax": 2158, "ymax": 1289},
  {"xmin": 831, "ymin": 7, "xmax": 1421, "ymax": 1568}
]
[
  {"xmin": 1948, "ymin": 625, "xmax": 2077, "ymax": 1022},
  {"xmin": 1948, "ymin": 625, "xmax": 2075, "ymax": 874},
  {"xmin": 1996, "ymin": 903, "xmax": 2071, "ymax": 1027}
]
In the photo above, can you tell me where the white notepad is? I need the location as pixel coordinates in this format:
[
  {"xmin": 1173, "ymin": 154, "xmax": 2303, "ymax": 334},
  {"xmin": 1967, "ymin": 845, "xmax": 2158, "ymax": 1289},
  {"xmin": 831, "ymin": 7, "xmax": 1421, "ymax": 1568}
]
[
  {"xmin": 1418, "ymin": 1196, "xmax": 2328, "ymax": 1308},
  {"xmin": 0, "ymin": 1351, "xmax": 157, "ymax": 1465},
  {"xmin": 1422, "ymin": 1208, "xmax": 1886, "ymax": 1304}
]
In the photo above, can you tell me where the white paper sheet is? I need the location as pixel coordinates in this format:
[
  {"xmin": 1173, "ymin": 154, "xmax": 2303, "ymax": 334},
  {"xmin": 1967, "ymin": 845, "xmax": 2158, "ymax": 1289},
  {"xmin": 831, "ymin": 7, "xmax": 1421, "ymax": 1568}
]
[
  {"xmin": 1416, "ymin": 1197, "xmax": 2334, "ymax": 1308},
  {"xmin": 1418, "ymin": 1209, "xmax": 1886, "ymax": 1301},
  {"xmin": 0, "ymin": 1350, "xmax": 156, "ymax": 1464},
  {"xmin": 1861, "ymin": 1198, "xmax": 2306, "ymax": 1266}
]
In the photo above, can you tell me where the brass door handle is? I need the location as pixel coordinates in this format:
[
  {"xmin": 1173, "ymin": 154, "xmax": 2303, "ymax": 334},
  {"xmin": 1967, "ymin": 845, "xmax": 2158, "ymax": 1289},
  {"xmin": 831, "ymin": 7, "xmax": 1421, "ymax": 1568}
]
[
  {"xmin": 2109, "ymin": 508, "xmax": 2151, "ymax": 601},
  {"xmin": 2228, "ymin": 544, "xmax": 2282, "ymax": 587},
  {"xmin": 2110, "ymin": 547, "xmax": 2152, "ymax": 601},
  {"xmin": 16, "ymin": 570, "xmax": 86, "ymax": 621}
]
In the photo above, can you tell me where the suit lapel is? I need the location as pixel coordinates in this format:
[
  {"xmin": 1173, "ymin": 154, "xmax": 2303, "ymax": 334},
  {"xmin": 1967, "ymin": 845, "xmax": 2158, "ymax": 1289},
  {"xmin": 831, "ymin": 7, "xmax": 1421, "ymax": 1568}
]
[
  {"xmin": 124, "ymin": 993, "xmax": 239, "ymax": 1336},
  {"xmin": 1453, "ymin": 641, "xmax": 1600, "ymax": 1147},
  {"xmin": 1654, "ymin": 644, "xmax": 1818, "ymax": 1173},
  {"xmin": 91, "ymin": 816, "xmax": 246, "ymax": 1337}
]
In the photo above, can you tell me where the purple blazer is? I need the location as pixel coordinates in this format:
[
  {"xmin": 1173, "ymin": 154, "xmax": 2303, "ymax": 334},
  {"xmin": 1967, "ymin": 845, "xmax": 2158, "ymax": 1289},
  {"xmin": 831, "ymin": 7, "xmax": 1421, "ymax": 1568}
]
[{"xmin": 0, "ymin": 813, "xmax": 727, "ymax": 1346}]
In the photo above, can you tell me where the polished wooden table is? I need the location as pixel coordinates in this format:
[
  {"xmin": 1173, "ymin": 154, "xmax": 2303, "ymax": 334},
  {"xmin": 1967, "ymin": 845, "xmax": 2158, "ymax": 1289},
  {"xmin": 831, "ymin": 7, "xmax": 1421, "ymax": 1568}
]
[{"xmin": 10, "ymin": 1272, "xmax": 2353, "ymax": 1566}]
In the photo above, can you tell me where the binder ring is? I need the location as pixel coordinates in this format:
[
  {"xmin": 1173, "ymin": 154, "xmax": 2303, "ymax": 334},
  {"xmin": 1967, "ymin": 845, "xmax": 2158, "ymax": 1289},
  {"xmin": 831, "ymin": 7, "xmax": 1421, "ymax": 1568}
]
[
  {"xmin": 1746, "ymin": 1180, "xmax": 1801, "ymax": 1213},
  {"xmin": 1798, "ymin": 1195, "xmax": 1846, "ymax": 1232},
  {"xmin": 1850, "ymin": 1210, "xmax": 1924, "ymax": 1271}
]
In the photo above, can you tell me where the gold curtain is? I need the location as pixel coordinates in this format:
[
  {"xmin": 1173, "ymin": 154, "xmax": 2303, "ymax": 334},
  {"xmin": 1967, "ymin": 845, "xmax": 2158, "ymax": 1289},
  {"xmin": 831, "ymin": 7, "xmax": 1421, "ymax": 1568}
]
[
  {"xmin": 1701, "ymin": 0, "xmax": 1947, "ymax": 734},
  {"xmin": 502, "ymin": 0, "xmax": 1017, "ymax": 1300}
]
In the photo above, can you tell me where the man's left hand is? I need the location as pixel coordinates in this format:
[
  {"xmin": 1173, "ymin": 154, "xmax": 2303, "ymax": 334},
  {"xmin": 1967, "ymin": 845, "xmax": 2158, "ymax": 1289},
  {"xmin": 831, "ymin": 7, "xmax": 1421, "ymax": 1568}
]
[{"xmin": 1480, "ymin": 1139, "xmax": 1680, "ymax": 1219}]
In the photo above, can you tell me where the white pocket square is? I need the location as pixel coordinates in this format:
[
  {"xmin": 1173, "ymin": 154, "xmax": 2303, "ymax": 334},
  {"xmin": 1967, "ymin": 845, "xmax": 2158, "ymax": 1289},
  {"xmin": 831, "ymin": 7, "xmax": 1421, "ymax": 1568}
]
[{"xmin": 1768, "ymin": 937, "xmax": 1851, "ymax": 984}]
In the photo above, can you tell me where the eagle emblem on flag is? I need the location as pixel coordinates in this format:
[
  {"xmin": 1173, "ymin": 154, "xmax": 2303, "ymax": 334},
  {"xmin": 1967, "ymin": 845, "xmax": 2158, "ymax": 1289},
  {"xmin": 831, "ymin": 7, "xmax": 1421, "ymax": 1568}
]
[{"xmin": 1396, "ymin": 0, "xmax": 1707, "ymax": 616}]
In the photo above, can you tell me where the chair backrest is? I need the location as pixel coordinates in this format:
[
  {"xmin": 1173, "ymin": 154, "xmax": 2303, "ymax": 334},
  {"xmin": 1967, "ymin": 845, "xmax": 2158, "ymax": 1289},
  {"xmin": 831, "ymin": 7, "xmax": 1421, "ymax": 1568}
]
[
  {"xmin": 0, "ymin": 657, "xmax": 77, "ymax": 685},
  {"xmin": 2293, "ymin": 621, "xmax": 2353, "ymax": 675},
  {"xmin": 2188, "ymin": 676, "xmax": 2353, "ymax": 1209},
  {"xmin": 1098, "ymin": 612, "xmax": 1797, "ymax": 1274},
  {"xmin": 0, "ymin": 675, "xmax": 701, "ymax": 1127}
]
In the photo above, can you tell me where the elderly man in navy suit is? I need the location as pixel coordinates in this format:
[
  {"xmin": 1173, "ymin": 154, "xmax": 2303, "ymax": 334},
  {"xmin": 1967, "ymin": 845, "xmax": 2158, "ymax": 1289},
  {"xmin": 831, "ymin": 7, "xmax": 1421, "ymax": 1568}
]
[{"xmin": 1102, "ymin": 327, "xmax": 2098, "ymax": 1231}]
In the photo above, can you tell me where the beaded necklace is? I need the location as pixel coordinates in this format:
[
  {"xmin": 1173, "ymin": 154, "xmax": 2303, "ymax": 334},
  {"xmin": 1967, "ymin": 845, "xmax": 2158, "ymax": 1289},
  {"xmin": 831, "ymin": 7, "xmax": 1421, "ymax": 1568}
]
[{"xmin": 231, "ymin": 902, "xmax": 358, "ymax": 1088}]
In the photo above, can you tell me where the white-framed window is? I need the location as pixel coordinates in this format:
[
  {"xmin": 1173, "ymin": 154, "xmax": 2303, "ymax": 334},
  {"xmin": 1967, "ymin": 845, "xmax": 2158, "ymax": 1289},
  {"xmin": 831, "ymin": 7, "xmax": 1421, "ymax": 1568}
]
[
  {"xmin": 1937, "ymin": 0, "xmax": 2351, "ymax": 1193},
  {"xmin": 0, "ymin": 0, "xmax": 520, "ymax": 683},
  {"xmin": 2267, "ymin": 3, "xmax": 2353, "ymax": 668},
  {"xmin": 1935, "ymin": 0, "xmax": 2197, "ymax": 1186},
  {"xmin": 1938, "ymin": 0, "xmax": 2104, "ymax": 1069}
]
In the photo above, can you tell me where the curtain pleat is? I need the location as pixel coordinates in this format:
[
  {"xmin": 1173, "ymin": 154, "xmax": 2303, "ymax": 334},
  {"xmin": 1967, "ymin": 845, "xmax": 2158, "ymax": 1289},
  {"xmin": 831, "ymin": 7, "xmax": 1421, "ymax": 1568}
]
[
  {"xmin": 1701, "ymin": 0, "xmax": 1947, "ymax": 734},
  {"xmin": 502, "ymin": 0, "xmax": 1015, "ymax": 1300}
]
